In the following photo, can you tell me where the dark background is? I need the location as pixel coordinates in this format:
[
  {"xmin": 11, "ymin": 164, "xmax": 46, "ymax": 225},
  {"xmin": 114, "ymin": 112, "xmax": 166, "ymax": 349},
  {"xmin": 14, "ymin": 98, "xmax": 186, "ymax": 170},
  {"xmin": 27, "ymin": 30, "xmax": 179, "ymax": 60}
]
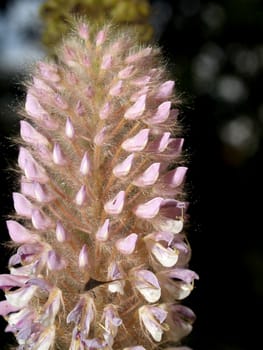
[{"xmin": 1, "ymin": 1, "xmax": 263, "ymax": 349}]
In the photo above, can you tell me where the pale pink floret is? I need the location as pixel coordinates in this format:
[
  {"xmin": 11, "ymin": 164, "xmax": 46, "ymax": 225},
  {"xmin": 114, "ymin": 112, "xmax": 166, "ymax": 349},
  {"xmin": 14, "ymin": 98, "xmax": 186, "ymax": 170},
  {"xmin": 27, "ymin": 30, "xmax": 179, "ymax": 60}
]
[
  {"xmin": 55, "ymin": 221, "xmax": 69, "ymax": 242},
  {"xmin": 96, "ymin": 218, "xmax": 110, "ymax": 241},
  {"xmin": 122, "ymin": 129, "xmax": 150, "ymax": 152},
  {"xmin": 18, "ymin": 147, "xmax": 48, "ymax": 183},
  {"xmin": 156, "ymin": 80, "xmax": 175, "ymax": 100},
  {"xmin": 65, "ymin": 117, "xmax": 75, "ymax": 139},
  {"xmin": 118, "ymin": 65, "xmax": 134, "ymax": 79},
  {"xmin": 132, "ymin": 163, "xmax": 160, "ymax": 187},
  {"xmin": 109, "ymin": 80, "xmax": 123, "ymax": 96},
  {"xmin": 113, "ymin": 153, "xmax": 134, "ymax": 177},
  {"xmin": 78, "ymin": 23, "xmax": 89, "ymax": 40},
  {"xmin": 75, "ymin": 185, "xmax": 87, "ymax": 206},
  {"xmin": 31, "ymin": 209, "xmax": 52, "ymax": 230},
  {"xmin": 53, "ymin": 143, "xmax": 67, "ymax": 165},
  {"xmin": 104, "ymin": 191, "xmax": 125, "ymax": 215},
  {"xmin": 101, "ymin": 54, "xmax": 112, "ymax": 70},
  {"xmin": 13, "ymin": 192, "xmax": 33, "ymax": 218},
  {"xmin": 147, "ymin": 101, "xmax": 171, "ymax": 124},
  {"xmin": 124, "ymin": 94, "xmax": 146, "ymax": 120},
  {"xmin": 80, "ymin": 151, "xmax": 91, "ymax": 176},
  {"xmin": 133, "ymin": 269, "xmax": 161, "ymax": 303},
  {"xmin": 20, "ymin": 120, "xmax": 49, "ymax": 146},
  {"xmin": 78, "ymin": 244, "xmax": 89, "ymax": 268},
  {"xmin": 47, "ymin": 250, "xmax": 66, "ymax": 270},
  {"xmin": 134, "ymin": 197, "xmax": 163, "ymax": 219},
  {"xmin": 115, "ymin": 233, "xmax": 138, "ymax": 255},
  {"xmin": 6, "ymin": 220, "xmax": 38, "ymax": 243},
  {"xmin": 139, "ymin": 304, "xmax": 168, "ymax": 342}
]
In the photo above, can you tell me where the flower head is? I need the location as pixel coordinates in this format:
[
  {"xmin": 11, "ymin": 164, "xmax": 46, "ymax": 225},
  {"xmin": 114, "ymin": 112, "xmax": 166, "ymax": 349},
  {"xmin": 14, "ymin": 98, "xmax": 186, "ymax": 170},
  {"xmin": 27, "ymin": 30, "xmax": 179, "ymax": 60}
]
[{"xmin": 0, "ymin": 22, "xmax": 197, "ymax": 349}]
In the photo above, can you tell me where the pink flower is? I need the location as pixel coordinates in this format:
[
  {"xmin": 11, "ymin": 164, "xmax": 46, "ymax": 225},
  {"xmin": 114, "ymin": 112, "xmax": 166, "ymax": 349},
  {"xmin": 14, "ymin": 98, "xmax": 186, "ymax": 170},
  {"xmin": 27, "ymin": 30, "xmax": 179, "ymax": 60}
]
[{"xmin": 0, "ymin": 22, "xmax": 197, "ymax": 349}]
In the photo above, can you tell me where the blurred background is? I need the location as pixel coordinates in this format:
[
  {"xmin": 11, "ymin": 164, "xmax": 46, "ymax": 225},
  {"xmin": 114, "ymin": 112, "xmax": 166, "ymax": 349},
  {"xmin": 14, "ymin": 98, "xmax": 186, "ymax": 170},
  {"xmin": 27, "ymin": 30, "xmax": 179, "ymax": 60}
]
[{"xmin": 0, "ymin": 0, "xmax": 263, "ymax": 349}]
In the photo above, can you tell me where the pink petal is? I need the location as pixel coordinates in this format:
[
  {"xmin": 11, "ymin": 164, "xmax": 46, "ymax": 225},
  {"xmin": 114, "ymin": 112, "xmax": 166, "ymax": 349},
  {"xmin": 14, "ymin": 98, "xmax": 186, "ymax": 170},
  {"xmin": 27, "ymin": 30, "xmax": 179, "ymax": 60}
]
[
  {"xmin": 33, "ymin": 77, "xmax": 53, "ymax": 92},
  {"xmin": 130, "ymin": 86, "xmax": 149, "ymax": 102},
  {"xmin": 148, "ymin": 101, "xmax": 171, "ymax": 124},
  {"xmin": 67, "ymin": 298, "xmax": 85, "ymax": 324},
  {"xmin": 122, "ymin": 129, "xmax": 149, "ymax": 152},
  {"xmin": 53, "ymin": 143, "xmax": 67, "ymax": 165},
  {"xmin": 25, "ymin": 93, "xmax": 47, "ymax": 119},
  {"xmin": 86, "ymin": 85, "xmax": 94, "ymax": 97},
  {"xmin": 18, "ymin": 147, "xmax": 48, "ymax": 183},
  {"xmin": 65, "ymin": 117, "xmax": 75, "ymax": 138},
  {"xmin": 99, "ymin": 102, "xmax": 110, "ymax": 120},
  {"xmin": 131, "ymin": 75, "xmax": 151, "ymax": 86},
  {"xmin": 151, "ymin": 305, "xmax": 168, "ymax": 323},
  {"xmin": 94, "ymin": 126, "xmax": 108, "ymax": 145},
  {"xmin": 13, "ymin": 192, "xmax": 33, "ymax": 217},
  {"xmin": 20, "ymin": 121, "xmax": 49, "ymax": 145},
  {"xmin": 164, "ymin": 268, "xmax": 199, "ymax": 284},
  {"xmin": 104, "ymin": 191, "xmax": 125, "ymax": 215},
  {"xmin": 42, "ymin": 287, "xmax": 62, "ymax": 323},
  {"xmin": 118, "ymin": 65, "xmax": 134, "ymax": 79},
  {"xmin": 115, "ymin": 233, "xmax": 138, "ymax": 255},
  {"xmin": 161, "ymin": 167, "xmax": 188, "ymax": 187},
  {"xmin": 6, "ymin": 285, "xmax": 38, "ymax": 308},
  {"xmin": 80, "ymin": 152, "xmax": 91, "ymax": 176},
  {"xmin": 153, "ymin": 218, "xmax": 184, "ymax": 234},
  {"xmin": 31, "ymin": 209, "xmax": 52, "ymax": 230},
  {"xmin": 107, "ymin": 263, "xmax": 125, "ymax": 294},
  {"xmin": 101, "ymin": 54, "xmax": 112, "ymax": 70},
  {"xmin": 148, "ymin": 231, "xmax": 174, "ymax": 244},
  {"xmin": 84, "ymin": 298, "xmax": 96, "ymax": 336},
  {"xmin": 54, "ymin": 94, "xmax": 68, "ymax": 110},
  {"xmin": 6, "ymin": 220, "xmax": 37, "ymax": 243},
  {"xmin": 38, "ymin": 62, "xmax": 60, "ymax": 82},
  {"xmin": 107, "ymin": 262, "xmax": 122, "ymax": 281},
  {"xmin": 34, "ymin": 182, "xmax": 53, "ymax": 203},
  {"xmin": 47, "ymin": 250, "xmax": 66, "ymax": 270},
  {"xmin": 0, "ymin": 300, "xmax": 20, "ymax": 316},
  {"xmin": 75, "ymin": 100, "xmax": 85, "ymax": 116},
  {"xmin": 160, "ymin": 199, "xmax": 186, "ymax": 219},
  {"xmin": 24, "ymin": 160, "xmax": 48, "ymax": 183},
  {"xmin": 33, "ymin": 325, "xmax": 56, "ymax": 350},
  {"xmin": 78, "ymin": 23, "xmax": 89, "ymax": 40},
  {"xmin": 156, "ymin": 80, "xmax": 175, "ymax": 99},
  {"xmin": 134, "ymin": 270, "xmax": 161, "ymax": 303},
  {"xmin": 96, "ymin": 29, "xmax": 106, "ymax": 46},
  {"xmin": 146, "ymin": 132, "xmax": 171, "ymax": 153},
  {"xmin": 166, "ymin": 138, "xmax": 184, "ymax": 156},
  {"xmin": 109, "ymin": 80, "xmax": 123, "ymax": 96},
  {"xmin": 27, "ymin": 278, "xmax": 52, "ymax": 291},
  {"xmin": 133, "ymin": 163, "xmax": 160, "ymax": 187},
  {"xmin": 21, "ymin": 176, "xmax": 35, "ymax": 198},
  {"xmin": 75, "ymin": 185, "xmax": 87, "ymax": 206},
  {"xmin": 134, "ymin": 197, "xmax": 163, "ymax": 219},
  {"xmin": 56, "ymin": 221, "xmax": 69, "ymax": 242},
  {"xmin": 151, "ymin": 244, "xmax": 179, "ymax": 267},
  {"xmin": 139, "ymin": 305, "xmax": 168, "ymax": 342},
  {"xmin": 125, "ymin": 48, "xmax": 152, "ymax": 63},
  {"xmin": 0, "ymin": 274, "xmax": 28, "ymax": 290},
  {"xmin": 96, "ymin": 219, "xmax": 110, "ymax": 241},
  {"xmin": 25, "ymin": 93, "xmax": 58, "ymax": 130},
  {"xmin": 79, "ymin": 244, "xmax": 89, "ymax": 268},
  {"xmin": 124, "ymin": 94, "xmax": 146, "ymax": 120},
  {"xmin": 113, "ymin": 153, "xmax": 134, "ymax": 177}
]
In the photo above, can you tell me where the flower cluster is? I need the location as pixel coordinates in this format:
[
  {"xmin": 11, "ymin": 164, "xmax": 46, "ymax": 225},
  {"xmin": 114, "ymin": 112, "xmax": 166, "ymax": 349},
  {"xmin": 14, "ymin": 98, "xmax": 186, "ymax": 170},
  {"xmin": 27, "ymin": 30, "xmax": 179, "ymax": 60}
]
[{"xmin": 0, "ymin": 22, "xmax": 198, "ymax": 349}]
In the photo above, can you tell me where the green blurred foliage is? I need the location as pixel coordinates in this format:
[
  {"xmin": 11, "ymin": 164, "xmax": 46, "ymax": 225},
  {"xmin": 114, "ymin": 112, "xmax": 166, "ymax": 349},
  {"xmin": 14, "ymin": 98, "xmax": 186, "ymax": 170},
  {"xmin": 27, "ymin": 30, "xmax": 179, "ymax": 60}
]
[{"xmin": 40, "ymin": 0, "xmax": 153, "ymax": 51}]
